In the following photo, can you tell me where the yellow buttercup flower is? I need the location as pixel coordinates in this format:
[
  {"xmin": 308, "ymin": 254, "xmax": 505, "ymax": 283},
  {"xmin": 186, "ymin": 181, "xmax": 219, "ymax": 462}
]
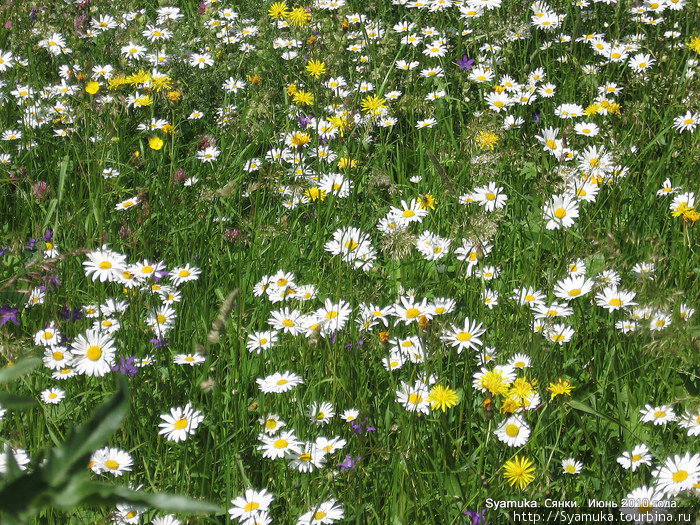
[
  {"xmin": 148, "ymin": 136, "xmax": 164, "ymax": 150},
  {"xmin": 85, "ymin": 82, "xmax": 100, "ymax": 95}
]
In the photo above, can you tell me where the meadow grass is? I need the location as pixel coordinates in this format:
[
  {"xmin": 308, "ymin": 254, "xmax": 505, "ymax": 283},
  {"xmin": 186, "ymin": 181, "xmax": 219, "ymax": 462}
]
[{"xmin": 0, "ymin": 0, "xmax": 699, "ymax": 523}]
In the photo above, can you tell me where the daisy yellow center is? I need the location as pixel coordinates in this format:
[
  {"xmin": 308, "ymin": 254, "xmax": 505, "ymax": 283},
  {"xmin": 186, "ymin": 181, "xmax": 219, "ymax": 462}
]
[
  {"xmin": 673, "ymin": 470, "xmax": 688, "ymax": 482},
  {"xmin": 390, "ymin": 361, "xmax": 399, "ymax": 367},
  {"xmin": 552, "ymin": 334, "xmax": 565, "ymax": 342},
  {"xmin": 405, "ymin": 308, "xmax": 421, "ymax": 319},
  {"xmin": 86, "ymin": 345, "xmax": 102, "ymax": 361},
  {"xmin": 244, "ymin": 502, "xmax": 260, "ymax": 512},
  {"xmin": 184, "ymin": 356, "xmax": 195, "ymax": 362},
  {"xmin": 142, "ymin": 265, "xmax": 153, "ymax": 273},
  {"xmin": 259, "ymin": 338, "xmax": 268, "ymax": 345},
  {"xmin": 568, "ymin": 289, "xmax": 581, "ymax": 297},
  {"xmin": 277, "ymin": 379, "xmax": 288, "ymax": 385},
  {"xmin": 345, "ymin": 240, "xmax": 358, "ymax": 250},
  {"xmin": 314, "ymin": 512, "xmax": 327, "ymax": 520},
  {"xmin": 52, "ymin": 351, "xmax": 64, "ymax": 360},
  {"xmin": 505, "ymin": 424, "xmax": 520, "ymax": 437},
  {"xmin": 655, "ymin": 320, "xmax": 665, "ymax": 327},
  {"xmin": 265, "ymin": 419, "xmax": 277, "ymax": 429},
  {"xmin": 434, "ymin": 307, "xmax": 445, "ymax": 314},
  {"xmin": 632, "ymin": 454, "xmax": 642, "ymax": 461},
  {"xmin": 173, "ymin": 418, "xmax": 188, "ymax": 429},
  {"xmin": 105, "ymin": 460, "xmax": 119, "ymax": 470},
  {"xmin": 326, "ymin": 311, "xmax": 339, "ymax": 319},
  {"xmin": 178, "ymin": 270, "xmax": 190, "ymax": 278},
  {"xmin": 408, "ymin": 394, "xmax": 423, "ymax": 404},
  {"xmin": 565, "ymin": 465, "xmax": 577, "ymax": 473},
  {"xmin": 299, "ymin": 453, "xmax": 312, "ymax": 461},
  {"xmin": 546, "ymin": 139, "xmax": 557, "ymax": 150},
  {"xmin": 654, "ymin": 410, "xmax": 666, "ymax": 418},
  {"xmin": 282, "ymin": 319, "xmax": 295, "ymax": 327},
  {"xmin": 457, "ymin": 332, "xmax": 472, "ymax": 341},
  {"xmin": 156, "ymin": 314, "xmax": 166, "ymax": 324},
  {"xmin": 514, "ymin": 361, "xmax": 525, "ymax": 368},
  {"xmin": 99, "ymin": 261, "xmax": 112, "ymax": 269},
  {"xmin": 486, "ymin": 192, "xmax": 496, "ymax": 201},
  {"xmin": 554, "ymin": 208, "xmax": 567, "ymax": 219},
  {"xmin": 126, "ymin": 512, "xmax": 137, "ymax": 519},
  {"xmin": 49, "ymin": 393, "xmax": 57, "ymax": 399},
  {"xmin": 524, "ymin": 294, "xmax": 535, "ymax": 301},
  {"xmin": 609, "ymin": 298, "xmax": 622, "ymax": 306},
  {"xmin": 402, "ymin": 209, "xmax": 415, "ymax": 218}
]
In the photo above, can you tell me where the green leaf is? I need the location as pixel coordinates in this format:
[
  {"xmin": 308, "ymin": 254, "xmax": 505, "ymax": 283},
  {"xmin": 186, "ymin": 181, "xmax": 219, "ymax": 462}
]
[
  {"xmin": 0, "ymin": 393, "xmax": 37, "ymax": 410},
  {"xmin": 568, "ymin": 399, "xmax": 625, "ymax": 429},
  {"xmin": 43, "ymin": 379, "xmax": 128, "ymax": 487},
  {"xmin": 0, "ymin": 359, "xmax": 41, "ymax": 384},
  {"xmin": 54, "ymin": 482, "xmax": 221, "ymax": 515}
]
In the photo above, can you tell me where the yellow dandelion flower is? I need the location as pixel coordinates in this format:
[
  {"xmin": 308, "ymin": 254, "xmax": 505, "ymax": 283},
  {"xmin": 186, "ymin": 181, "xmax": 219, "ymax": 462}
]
[
  {"xmin": 305, "ymin": 59, "xmax": 326, "ymax": 79},
  {"xmin": 338, "ymin": 157, "xmax": 357, "ymax": 169},
  {"xmin": 360, "ymin": 94, "xmax": 387, "ymax": 115},
  {"xmin": 133, "ymin": 94, "xmax": 153, "ymax": 107},
  {"xmin": 417, "ymin": 193, "xmax": 437, "ymax": 210},
  {"xmin": 151, "ymin": 76, "xmax": 173, "ymax": 92},
  {"xmin": 108, "ymin": 76, "xmax": 129, "ymax": 90},
  {"xmin": 547, "ymin": 378, "xmax": 573, "ymax": 400},
  {"xmin": 290, "ymin": 131, "xmax": 311, "ymax": 148},
  {"xmin": 268, "ymin": 1, "xmax": 290, "ymax": 19},
  {"xmin": 584, "ymin": 103, "xmax": 601, "ymax": 116},
  {"xmin": 292, "ymin": 90, "xmax": 314, "ymax": 106},
  {"xmin": 428, "ymin": 385, "xmax": 459, "ymax": 412},
  {"xmin": 476, "ymin": 131, "xmax": 500, "ymax": 150},
  {"xmin": 286, "ymin": 6, "xmax": 311, "ymax": 27},
  {"xmin": 304, "ymin": 187, "xmax": 327, "ymax": 201},
  {"xmin": 503, "ymin": 456, "xmax": 536, "ymax": 490},
  {"xmin": 687, "ymin": 36, "xmax": 700, "ymax": 54}
]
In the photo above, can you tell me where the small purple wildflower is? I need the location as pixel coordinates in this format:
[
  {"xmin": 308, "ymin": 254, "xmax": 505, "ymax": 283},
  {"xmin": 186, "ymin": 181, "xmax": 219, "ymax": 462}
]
[
  {"xmin": 350, "ymin": 418, "xmax": 375, "ymax": 435},
  {"xmin": 149, "ymin": 336, "xmax": 170, "ymax": 349},
  {"xmin": 456, "ymin": 55, "xmax": 475, "ymax": 70},
  {"xmin": 0, "ymin": 305, "xmax": 20, "ymax": 326},
  {"xmin": 464, "ymin": 509, "xmax": 487, "ymax": 525},
  {"xmin": 112, "ymin": 356, "xmax": 139, "ymax": 377},
  {"xmin": 25, "ymin": 238, "xmax": 37, "ymax": 251},
  {"xmin": 339, "ymin": 455, "xmax": 361, "ymax": 471}
]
